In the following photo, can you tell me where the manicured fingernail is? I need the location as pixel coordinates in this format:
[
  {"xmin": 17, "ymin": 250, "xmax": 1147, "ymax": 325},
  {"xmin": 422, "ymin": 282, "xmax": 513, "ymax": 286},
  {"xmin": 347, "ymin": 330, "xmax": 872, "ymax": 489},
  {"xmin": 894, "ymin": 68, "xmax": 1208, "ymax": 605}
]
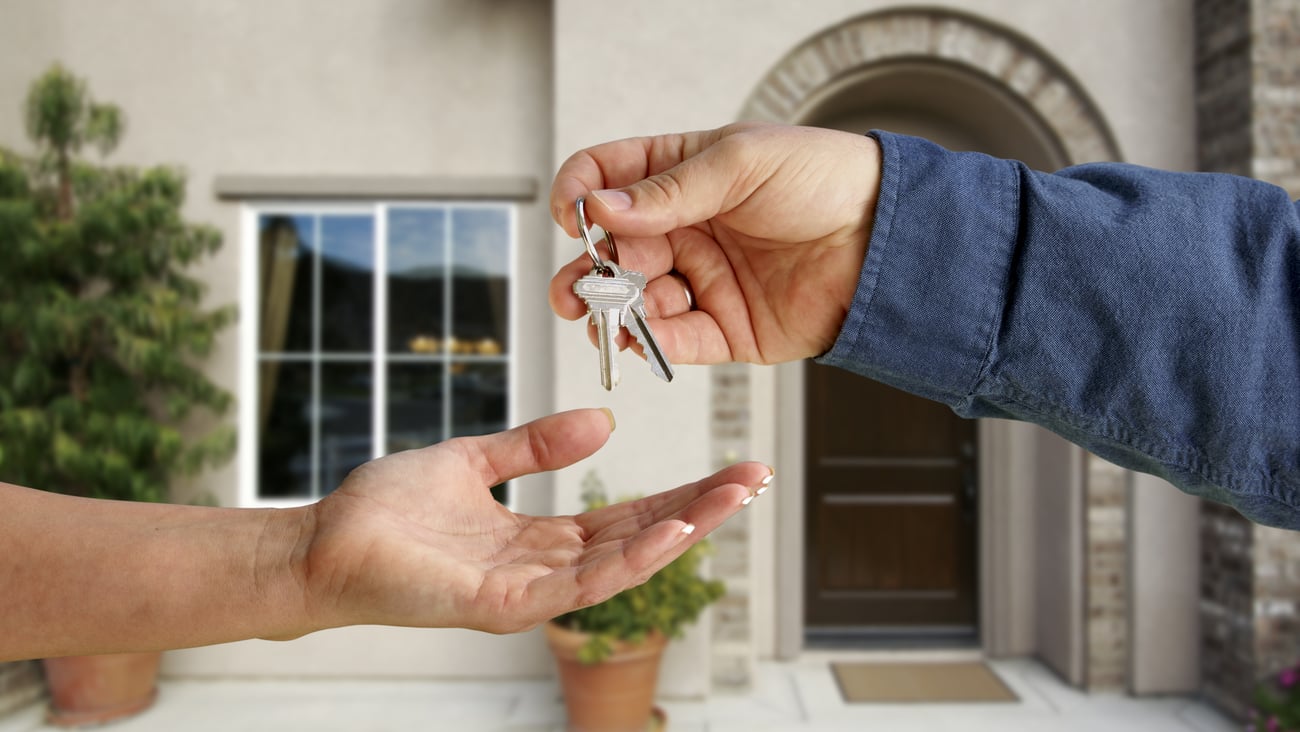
[
  {"xmin": 756, "ymin": 467, "xmax": 774, "ymax": 495},
  {"xmin": 681, "ymin": 523, "xmax": 696, "ymax": 535},
  {"xmin": 600, "ymin": 407, "xmax": 616, "ymax": 432},
  {"xmin": 741, "ymin": 495, "xmax": 754, "ymax": 506},
  {"xmin": 592, "ymin": 189, "xmax": 632, "ymax": 211}
]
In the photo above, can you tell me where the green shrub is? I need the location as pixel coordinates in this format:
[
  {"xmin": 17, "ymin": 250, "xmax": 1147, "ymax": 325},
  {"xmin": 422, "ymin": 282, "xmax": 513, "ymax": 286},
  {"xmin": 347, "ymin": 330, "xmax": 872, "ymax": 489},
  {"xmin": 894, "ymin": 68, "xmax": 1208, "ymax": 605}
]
[
  {"xmin": 550, "ymin": 475, "xmax": 725, "ymax": 663},
  {"xmin": 0, "ymin": 64, "xmax": 233, "ymax": 501}
]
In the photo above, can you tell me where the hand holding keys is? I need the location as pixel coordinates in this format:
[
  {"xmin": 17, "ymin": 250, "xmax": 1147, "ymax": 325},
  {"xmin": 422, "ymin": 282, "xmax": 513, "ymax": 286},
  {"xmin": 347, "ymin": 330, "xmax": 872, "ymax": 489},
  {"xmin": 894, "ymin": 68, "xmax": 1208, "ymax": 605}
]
[{"xmin": 571, "ymin": 197, "xmax": 675, "ymax": 390}]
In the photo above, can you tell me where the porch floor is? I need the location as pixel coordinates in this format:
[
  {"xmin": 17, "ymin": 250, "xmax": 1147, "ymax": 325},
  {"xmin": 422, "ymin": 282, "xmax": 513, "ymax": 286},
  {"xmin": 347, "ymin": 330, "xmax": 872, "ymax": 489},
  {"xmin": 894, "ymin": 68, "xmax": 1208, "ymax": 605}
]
[{"xmin": 0, "ymin": 654, "xmax": 1238, "ymax": 731}]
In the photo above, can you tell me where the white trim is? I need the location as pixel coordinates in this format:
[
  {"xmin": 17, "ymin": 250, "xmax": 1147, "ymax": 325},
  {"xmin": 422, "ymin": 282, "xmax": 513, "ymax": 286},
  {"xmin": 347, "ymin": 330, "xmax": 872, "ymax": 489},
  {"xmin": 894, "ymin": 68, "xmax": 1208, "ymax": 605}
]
[
  {"xmin": 504, "ymin": 205, "xmax": 518, "ymax": 511},
  {"xmin": 441, "ymin": 206, "xmax": 453, "ymax": 443},
  {"xmin": 309, "ymin": 215, "xmax": 323, "ymax": 498},
  {"xmin": 774, "ymin": 360, "xmax": 805, "ymax": 660},
  {"xmin": 372, "ymin": 206, "xmax": 389, "ymax": 461},
  {"xmin": 237, "ymin": 207, "xmax": 259, "ymax": 509},
  {"xmin": 237, "ymin": 200, "xmax": 518, "ymax": 508}
]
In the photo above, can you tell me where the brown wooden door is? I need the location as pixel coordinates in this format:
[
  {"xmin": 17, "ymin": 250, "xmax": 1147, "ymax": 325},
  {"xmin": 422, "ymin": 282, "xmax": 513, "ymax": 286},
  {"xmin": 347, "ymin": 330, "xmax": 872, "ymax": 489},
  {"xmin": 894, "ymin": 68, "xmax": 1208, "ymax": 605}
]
[{"xmin": 804, "ymin": 360, "xmax": 978, "ymax": 637}]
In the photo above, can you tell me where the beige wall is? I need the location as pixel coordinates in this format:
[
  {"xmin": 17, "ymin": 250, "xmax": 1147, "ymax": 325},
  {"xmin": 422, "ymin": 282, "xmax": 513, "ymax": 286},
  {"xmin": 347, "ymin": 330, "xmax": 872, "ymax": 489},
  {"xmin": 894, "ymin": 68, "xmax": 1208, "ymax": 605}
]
[
  {"xmin": 0, "ymin": 0, "xmax": 558, "ymax": 506},
  {"xmin": 555, "ymin": 0, "xmax": 1196, "ymax": 681},
  {"xmin": 0, "ymin": 0, "xmax": 561, "ymax": 678},
  {"xmin": 0, "ymin": 0, "xmax": 1200, "ymax": 686}
]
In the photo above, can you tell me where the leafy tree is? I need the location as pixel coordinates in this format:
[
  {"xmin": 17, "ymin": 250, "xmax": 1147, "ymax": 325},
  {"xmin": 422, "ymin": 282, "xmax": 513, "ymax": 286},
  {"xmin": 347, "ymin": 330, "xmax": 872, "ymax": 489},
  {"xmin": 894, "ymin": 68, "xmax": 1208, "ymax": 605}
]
[{"xmin": 0, "ymin": 64, "xmax": 234, "ymax": 501}]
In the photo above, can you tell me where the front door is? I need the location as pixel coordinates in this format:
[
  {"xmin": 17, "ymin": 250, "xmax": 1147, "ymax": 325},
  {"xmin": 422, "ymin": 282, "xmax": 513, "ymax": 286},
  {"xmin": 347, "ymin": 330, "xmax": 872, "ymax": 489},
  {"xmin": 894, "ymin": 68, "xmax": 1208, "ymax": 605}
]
[{"xmin": 803, "ymin": 360, "xmax": 978, "ymax": 640}]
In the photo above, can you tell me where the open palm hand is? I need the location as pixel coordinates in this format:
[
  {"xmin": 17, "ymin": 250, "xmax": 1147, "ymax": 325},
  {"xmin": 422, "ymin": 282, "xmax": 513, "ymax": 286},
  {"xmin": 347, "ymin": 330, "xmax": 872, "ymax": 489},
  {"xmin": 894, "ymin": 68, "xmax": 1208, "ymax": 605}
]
[{"xmin": 297, "ymin": 409, "xmax": 768, "ymax": 635}]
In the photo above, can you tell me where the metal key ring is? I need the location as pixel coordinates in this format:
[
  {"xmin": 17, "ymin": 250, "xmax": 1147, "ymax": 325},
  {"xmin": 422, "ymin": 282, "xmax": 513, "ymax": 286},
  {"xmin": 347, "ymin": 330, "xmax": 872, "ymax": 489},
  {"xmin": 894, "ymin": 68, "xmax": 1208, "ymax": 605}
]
[{"xmin": 576, "ymin": 196, "xmax": 619, "ymax": 271}]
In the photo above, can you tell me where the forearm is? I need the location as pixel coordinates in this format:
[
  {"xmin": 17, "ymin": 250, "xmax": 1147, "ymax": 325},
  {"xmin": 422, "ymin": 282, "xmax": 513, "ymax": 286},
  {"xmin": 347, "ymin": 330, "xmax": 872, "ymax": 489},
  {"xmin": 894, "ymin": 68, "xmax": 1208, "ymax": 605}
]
[
  {"xmin": 822, "ymin": 130, "xmax": 1300, "ymax": 528},
  {"xmin": 0, "ymin": 481, "xmax": 317, "ymax": 661}
]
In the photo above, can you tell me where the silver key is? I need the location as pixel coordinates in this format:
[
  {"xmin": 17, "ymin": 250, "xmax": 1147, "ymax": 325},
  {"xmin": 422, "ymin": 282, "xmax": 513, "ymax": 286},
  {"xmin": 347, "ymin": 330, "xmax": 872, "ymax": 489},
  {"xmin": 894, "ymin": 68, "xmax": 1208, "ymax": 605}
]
[
  {"xmin": 573, "ymin": 264, "xmax": 641, "ymax": 390},
  {"xmin": 609, "ymin": 263, "xmax": 674, "ymax": 383}
]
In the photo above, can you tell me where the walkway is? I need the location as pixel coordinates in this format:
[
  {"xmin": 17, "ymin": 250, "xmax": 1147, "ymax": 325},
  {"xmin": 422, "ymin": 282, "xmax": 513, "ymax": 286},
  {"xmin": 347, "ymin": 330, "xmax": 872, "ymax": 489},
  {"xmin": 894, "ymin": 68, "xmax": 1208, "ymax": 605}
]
[{"xmin": 0, "ymin": 655, "xmax": 1238, "ymax": 731}]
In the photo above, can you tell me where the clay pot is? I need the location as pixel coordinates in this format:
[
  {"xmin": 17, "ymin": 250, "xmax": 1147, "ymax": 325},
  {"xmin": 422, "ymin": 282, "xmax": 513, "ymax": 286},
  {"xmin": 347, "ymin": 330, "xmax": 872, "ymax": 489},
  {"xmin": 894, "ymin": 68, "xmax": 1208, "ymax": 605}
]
[
  {"xmin": 544, "ymin": 622, "xmax": 668, "ymax": 732},
  {"xmin": 42, "ymin": 652, "xmax": 162, "ymax": 727}
]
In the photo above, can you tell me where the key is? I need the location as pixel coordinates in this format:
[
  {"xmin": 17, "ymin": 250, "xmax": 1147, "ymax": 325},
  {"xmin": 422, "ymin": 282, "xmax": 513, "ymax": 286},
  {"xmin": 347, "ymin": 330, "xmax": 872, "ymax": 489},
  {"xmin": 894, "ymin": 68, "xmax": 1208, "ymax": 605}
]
[
  {"xmin": 573, "ymin": 264, "xmax": 641, "ymax": 390},
  {"xmin": 609, "ymin": 263, "xmax": 674, "ymax": 383}
]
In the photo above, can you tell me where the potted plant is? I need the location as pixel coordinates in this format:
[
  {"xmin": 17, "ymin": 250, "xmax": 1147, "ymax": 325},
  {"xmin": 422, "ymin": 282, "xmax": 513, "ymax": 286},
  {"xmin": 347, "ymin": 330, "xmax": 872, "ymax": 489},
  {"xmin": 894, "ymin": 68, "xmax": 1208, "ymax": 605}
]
[
  {"xmin": 0, "ymin": 65, "xmax": 234, "ymax": 726},
  {"xmin": 545, "ymin": 473, "xmax": 725, "ymax": 732}
]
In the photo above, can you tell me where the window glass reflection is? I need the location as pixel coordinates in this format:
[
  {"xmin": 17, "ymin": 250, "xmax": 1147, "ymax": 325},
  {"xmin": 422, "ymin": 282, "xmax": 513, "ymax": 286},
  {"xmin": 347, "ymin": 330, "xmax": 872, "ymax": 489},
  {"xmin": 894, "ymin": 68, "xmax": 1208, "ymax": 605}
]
[
  {"xmin": 258, "ymin": 361, "xmax": 313, "ymax": 498},
  {"xmin": 254, "ymin": 204, "xmax": 511, "ymax": 505},
  {"xmin": 320, "ymin": 215, "xmax": 375, "ymax": 353},
  {"xmin": 258, "ymin": 214, "xmax": 314, "ymax": 354},
  {"xmin": 387, "ymin": 208, "xmax": 446, "ymax": 354},
  {"xmin": 387, "ymin": 363, "xmax": 445, "ymax": 454},
  {"xmin": 451, "ymin": 362, "xmax": 507, "ymax": 438},
  {"xmin": 319, "ymin": 362, "xmax": 373, "ymax": 494},
  {"xmin": 451, "ymin": 208, "xmax": 509, "ymax": 354}
]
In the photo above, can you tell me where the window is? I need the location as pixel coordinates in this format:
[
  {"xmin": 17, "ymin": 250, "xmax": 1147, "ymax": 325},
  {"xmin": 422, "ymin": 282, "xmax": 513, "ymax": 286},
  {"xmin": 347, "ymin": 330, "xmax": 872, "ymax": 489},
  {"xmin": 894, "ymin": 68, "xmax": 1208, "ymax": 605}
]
[{"xmin": 243, "ymin": 203, "xmax": 513, "ymax": 505}]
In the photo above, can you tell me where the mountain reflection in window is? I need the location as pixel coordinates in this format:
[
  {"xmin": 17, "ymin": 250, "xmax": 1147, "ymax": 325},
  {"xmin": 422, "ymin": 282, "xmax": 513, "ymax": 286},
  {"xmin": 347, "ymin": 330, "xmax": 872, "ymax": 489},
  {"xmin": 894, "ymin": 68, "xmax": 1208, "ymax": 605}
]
[{"xmin": 256, "ymin": 205, "xmax": 511, "ymax": 503}]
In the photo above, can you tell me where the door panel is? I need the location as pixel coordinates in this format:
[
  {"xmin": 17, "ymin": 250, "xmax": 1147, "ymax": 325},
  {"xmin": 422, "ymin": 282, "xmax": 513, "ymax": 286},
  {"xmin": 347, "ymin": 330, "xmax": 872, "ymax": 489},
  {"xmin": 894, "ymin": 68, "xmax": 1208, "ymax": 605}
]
[{"xmin": 804, "ymin": 360, "xmax": 977, "ymax": 631}]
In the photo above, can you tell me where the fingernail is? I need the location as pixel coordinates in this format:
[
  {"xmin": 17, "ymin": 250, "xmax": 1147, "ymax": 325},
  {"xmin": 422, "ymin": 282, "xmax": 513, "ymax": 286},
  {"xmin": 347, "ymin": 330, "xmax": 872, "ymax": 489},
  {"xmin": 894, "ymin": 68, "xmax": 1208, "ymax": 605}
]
[
  {"xmin": 757, "ymin": 467, "xmax": 774, "ymax": 495},
  {"xmin": 741, "ymin": 495, "xmax": 754, "ymax": 506},
  {"xmin": 600, "ymin": 407, "xmax": 616, "ymax": 432},
  {"xmin": 592, "ymin": 189, "xmax": 633, "ymax": 211},
  {"xmin": 680, "ymin": 523, "xmax": 696, "ymax": 535}
]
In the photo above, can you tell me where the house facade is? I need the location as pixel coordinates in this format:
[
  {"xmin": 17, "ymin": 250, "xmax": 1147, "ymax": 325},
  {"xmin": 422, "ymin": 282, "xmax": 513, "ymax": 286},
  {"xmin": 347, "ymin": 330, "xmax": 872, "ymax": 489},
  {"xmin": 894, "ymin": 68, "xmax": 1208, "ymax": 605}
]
[{"xmin": 1, "ymin": 0, "xmax": 1295, "ymax": 720}]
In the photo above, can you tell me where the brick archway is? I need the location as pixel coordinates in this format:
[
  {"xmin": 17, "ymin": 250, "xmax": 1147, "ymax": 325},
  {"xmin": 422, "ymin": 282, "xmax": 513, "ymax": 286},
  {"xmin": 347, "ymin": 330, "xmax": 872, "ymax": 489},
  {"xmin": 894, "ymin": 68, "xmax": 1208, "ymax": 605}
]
[
  {"xmin": 707, "ymin": 7, "xmax": 1126, "ymax": 692},
  {"xmin": 738, "ymin": 7, "xmax": 1120, "ymax": 164}
]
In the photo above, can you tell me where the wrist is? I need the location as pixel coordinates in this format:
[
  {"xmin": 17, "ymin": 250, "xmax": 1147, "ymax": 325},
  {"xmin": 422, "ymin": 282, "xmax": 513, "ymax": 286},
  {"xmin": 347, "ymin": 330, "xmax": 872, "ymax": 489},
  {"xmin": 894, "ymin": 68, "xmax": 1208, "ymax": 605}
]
[
  {"xmin": 254, "ymin": 504, "xmax": 325, "ymax": 641},
  {"xmin": 808, "ymin": 132, "xmax": 880, "ymax": 357}
]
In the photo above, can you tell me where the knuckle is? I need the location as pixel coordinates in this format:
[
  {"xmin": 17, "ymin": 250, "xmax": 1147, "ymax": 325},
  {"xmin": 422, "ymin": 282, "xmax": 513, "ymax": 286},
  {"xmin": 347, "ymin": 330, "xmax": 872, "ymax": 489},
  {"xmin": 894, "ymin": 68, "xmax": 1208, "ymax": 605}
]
[{"xmin": 642, "ymin": 170, "xmax": 685, "ymax": 205}]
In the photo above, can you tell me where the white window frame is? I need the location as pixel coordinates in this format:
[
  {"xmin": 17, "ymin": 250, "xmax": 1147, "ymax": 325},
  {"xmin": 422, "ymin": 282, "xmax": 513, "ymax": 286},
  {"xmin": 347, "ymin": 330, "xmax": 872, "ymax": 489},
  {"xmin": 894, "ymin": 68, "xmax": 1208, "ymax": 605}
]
[{"xmin": 238, "ymin": 201, "xmax": 518, "ymax": 509}]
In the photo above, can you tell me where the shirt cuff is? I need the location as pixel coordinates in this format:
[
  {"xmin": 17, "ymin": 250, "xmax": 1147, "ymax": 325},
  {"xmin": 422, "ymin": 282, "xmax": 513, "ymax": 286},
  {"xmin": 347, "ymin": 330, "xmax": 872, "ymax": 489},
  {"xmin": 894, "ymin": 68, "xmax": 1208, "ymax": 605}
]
[{"xmin": 817, "ymin": 130, "xmax": 1020, "ymax": 412}]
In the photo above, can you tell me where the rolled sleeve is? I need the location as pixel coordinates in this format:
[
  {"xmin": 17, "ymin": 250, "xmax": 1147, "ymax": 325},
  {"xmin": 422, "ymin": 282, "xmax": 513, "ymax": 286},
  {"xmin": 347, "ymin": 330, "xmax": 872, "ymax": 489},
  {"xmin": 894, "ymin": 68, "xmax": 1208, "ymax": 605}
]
[
  {"xmin": 818, "ymin": 130, "xmax": 1300, "ymax": 530},
  {"xmin": 819, "ymin": 131, "xmax": 1018, "ymax": 410}
]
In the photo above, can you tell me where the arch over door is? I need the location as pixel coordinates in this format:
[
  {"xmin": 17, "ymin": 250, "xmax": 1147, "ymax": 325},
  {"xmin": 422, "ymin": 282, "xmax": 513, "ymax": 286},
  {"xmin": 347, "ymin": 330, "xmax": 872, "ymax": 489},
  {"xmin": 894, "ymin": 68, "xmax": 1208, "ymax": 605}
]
[
  {"xmin": 741, "ymin": 8, "xmax": 1119, "ymax": 667},
  {"xmin": 802, "ymin": 59, "xmax": 1065, "ymax": 641}
]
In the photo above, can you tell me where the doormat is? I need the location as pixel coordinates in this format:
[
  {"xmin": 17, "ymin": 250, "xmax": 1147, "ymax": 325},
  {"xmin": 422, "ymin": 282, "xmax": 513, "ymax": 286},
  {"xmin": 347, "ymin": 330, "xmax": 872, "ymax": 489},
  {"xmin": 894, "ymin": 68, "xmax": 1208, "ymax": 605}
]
[{"xmin": 832, "ymin": 661, "xmax": 1018, "ymax": 703}]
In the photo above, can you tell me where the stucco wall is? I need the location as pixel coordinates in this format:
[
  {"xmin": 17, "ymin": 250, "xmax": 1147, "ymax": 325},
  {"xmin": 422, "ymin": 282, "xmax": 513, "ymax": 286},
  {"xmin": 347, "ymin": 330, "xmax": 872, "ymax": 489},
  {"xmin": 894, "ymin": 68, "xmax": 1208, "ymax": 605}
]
[
  {"xmin": 555, "ymin": 0, "xmax": 1195, "ymax": 678},
  {"xmin": 0, "ymin": 0, "xmax": 561, "ymax": 679},
  {"xmin": 0, "ymin": 0, "xmax": 1200, "ymax": 689}
]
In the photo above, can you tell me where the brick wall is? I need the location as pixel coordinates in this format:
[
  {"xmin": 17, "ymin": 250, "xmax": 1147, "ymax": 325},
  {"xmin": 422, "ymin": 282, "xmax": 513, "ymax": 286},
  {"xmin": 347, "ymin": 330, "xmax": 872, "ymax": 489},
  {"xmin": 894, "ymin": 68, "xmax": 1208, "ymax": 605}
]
[
  {"xmin": 1251, "ymin": 0, "xmax": 1300, "ymax": 195},
  {"xmin": 1086, "ymin": 458, "xmax": 1129, "ymax": 691},
  {"xmin": 1199, "ymin": 502, "xmax": 1256, "ymax": 718},
  {"xmin": 1195, "ymin": 0, "xmax": 1300, "ymax": 719},
  {"xmin": 0, "ymin": 661, "xmax": 43, "ymax": 718},
  {"xmin": 1254, "ymin": 525, "xmax": 1300, "ymax": 689},
  {"xmin": 1195, "ymin": 0, "xmax": 1252, "ymax": 176},
  {"xmin": 730, "ymin": 6, "xmax": 1124, "ymax": 696},
  {"xmin": 710, "ymin": 362, "xmax": 755, "ymax": 692}
]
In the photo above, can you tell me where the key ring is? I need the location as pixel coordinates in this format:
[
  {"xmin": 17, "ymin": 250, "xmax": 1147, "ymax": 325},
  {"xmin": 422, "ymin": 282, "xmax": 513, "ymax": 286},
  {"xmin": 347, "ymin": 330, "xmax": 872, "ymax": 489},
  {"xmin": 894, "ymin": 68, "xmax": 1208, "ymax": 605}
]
[{"xmin": 576, "ymin": 196, "xmax": 619, "ymax": 273}]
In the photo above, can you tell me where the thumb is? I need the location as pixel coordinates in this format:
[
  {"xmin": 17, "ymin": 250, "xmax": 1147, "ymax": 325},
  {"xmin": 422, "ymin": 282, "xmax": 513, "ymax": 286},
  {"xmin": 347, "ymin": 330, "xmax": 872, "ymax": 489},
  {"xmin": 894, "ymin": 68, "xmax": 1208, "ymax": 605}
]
[
  {"xmin": 586, "ymin": 141, "xmax": 745, "ymax": 237},
  {"xmin": 462, "ymin": 408, "xmax": 616, "ymax": 486}
]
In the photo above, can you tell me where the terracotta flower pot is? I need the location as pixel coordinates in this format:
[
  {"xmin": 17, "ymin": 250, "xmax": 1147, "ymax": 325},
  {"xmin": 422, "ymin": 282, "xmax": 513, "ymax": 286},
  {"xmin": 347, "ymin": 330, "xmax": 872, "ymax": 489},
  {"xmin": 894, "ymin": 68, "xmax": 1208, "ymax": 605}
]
[
  {"xmin": 545, "ymin": 622, "xmax": 668, "ymax": 732},
  {"xmin": 42, "ymin": 651, "xmax": 162, "ymax": 727}
]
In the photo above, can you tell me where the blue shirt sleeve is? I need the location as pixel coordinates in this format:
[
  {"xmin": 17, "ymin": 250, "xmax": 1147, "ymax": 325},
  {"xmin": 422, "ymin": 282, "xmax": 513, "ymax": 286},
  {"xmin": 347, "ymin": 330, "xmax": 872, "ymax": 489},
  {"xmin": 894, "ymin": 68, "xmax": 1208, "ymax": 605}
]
[{"xmin": 818, "ymin": 130, "xmax": 1300, "ymax": 530}]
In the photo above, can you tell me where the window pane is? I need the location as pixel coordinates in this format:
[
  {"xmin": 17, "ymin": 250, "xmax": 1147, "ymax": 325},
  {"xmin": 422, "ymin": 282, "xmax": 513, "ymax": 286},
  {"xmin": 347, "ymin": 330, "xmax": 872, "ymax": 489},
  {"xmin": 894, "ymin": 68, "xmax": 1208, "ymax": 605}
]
[
  {"xmin": 451, "ymin": 362, "xmax": 506, "ymax": 438},
  {"xmin": 388, "ymin": 208, "xmax": 447, "ymax": 355},
  {"xmin": 320, "ymin": 362, "xmax": 373, "ymax": 494},
  {"xmin": 320, "ymin": 215, "xmax": 375, "ymax": 353},
  {"xmin": 258, "ymin": 360, "xmax": 313, "ymax": 498},
  {"xmin": 258, "ymin": 214, "xmax": 314, "ymax": 354},
  {"xmin": 387, "ymin": 363, "xmax": 444, "ymax": 454},
  {"xmin": 451, "ymin": 208, "xmax": 509, "ymax": 354}
]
